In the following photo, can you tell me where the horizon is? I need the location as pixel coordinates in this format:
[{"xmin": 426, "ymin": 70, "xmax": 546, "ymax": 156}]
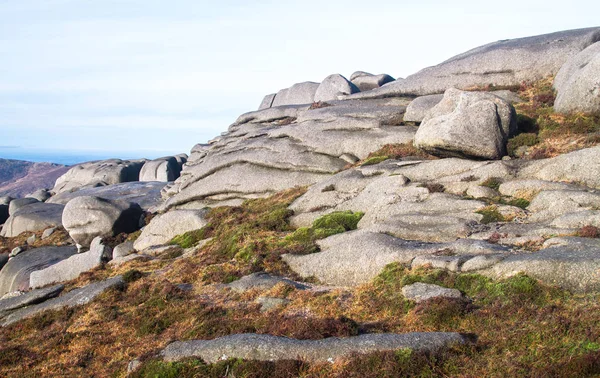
[{"xmin": 1, "ymin": 0, "xmax": 599, "ymax": 162}]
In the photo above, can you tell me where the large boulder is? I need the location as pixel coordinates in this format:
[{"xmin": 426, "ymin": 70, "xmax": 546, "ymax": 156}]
[
  {"xmin": 48, "ymin": 181, "xmax": 166, "ymax": 211},
  {"xmin": 9, "ymin": 198, "xmax": 39, "ymax": 215},
  {"xmin": 0, "ymin": 246, "xmax": 77, "ymax": 297},
  {"xmin": 314, "ymin": 74, "xmax": 360, "ymax": 102},
  {"xmin": 271, "ymin": 82, "xmax": 320, "ymax": 107},
  {"xmin": 26, "ymin": 189, "xmax": 51, "ymax": 202},
  {"xmin": 53, "ymin": 159, "xmax": 146, "ymax": 195},
  {"xmin": 133, "ymin": 209, "xmax": 208, "ymax": 251},
  {"xmin": 350, "ymin": 72, "xmax": 395, "ymax": 91},
  {"xmin": 0, "ymin": 203, "xmax": 64, "ymax": 237},
  {"xmin": 346, "ymin": 27, "xmax": 600, "ymax": 99},
  {"xmin": 404, "ymin": 94, "xmax": 444, "ymax": 123},
  {"xmin": 62, "ymin": 196, "xmax": 143, "ymax": 247},
  {"xmin": 554, "ymin": 41, "xmax": 600, "ymax": 113},
  {"xmin": 414, "ymin": 89, "xmax": 517, "ymax": 159},
  {"xmin": 139, "ymin": 156, "xmax": 182, "ymax": 182},
  {"xmin": 30, "ymin": 237, "xmax": 112, "ymax": 288},
  {"xmin": 258, "ymin": 93, "xmax": 276, "ymax": 110}
]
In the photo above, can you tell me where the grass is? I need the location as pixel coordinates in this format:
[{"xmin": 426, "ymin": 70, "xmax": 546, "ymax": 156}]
[
  {"xmin": 285, "ymin": 211, "xmax": 364, "ymax": 252},
  {"xmin": 479, "ymin": 177, "xmax": 502, "ymax": 190},
  {"xmin": 476, "ymin": 205, "xmax": 505, "ymax": 224},
  {"xmin": 1, "ymin": 189, "xmax": 600, "ymax": 377}
]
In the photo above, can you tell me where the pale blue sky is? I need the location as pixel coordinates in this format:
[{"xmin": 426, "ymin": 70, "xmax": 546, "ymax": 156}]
[{"xmin": 1, "ymin": 0, "xmax": 599, "ymax": 158}]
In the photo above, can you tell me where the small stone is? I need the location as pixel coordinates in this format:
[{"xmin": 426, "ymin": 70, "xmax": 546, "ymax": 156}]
[
  {"xmin": 26, "ymin": 235, "xmax": 36, "ymax": 245},
  {"xmin": 401, "ymin": 282, "xmax": 463, "ymax": 303},
  {"xmin": 9, "ymin": 247, "xmax": 24, "ymax": 258},
  {"xmin": 127, "ymin": 359, "xmax": 142, "ymax": 374},
  {"xmin": 41, "ymin": 228, "xmax": 56, "ymax": 239},
  {"xmin": 256, "ymin": 296, "xmax": 290, "ymax": 312}
]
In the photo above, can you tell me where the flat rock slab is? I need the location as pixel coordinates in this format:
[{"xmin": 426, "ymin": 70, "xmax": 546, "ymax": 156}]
[
  {"xmin": 1, "ymin": 276, "xmax": 124, "ymax": 327},
  {"xmin": 0, "ymin": 284, "xmax": 64, "ymax": 317},
  {"xmin": 224, "ymin": 272, "xmax": 309, "ymax": 293},
  {"xmin": 402, "ymin": 283, "xmax": 463, "ymax": 303},
  {"xmin": 161, "ymin": 332, "xmax": 472, "ymax": 363},
  {"xmin": 0, "ymin": 246, "xmax": 77, "ymax": 297}
]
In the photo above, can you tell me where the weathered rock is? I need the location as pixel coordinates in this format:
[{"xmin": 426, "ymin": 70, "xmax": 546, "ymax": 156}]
[
  {"xmin": 26, "ymin": 189, "xmax": 51, "ymax": 202},
  {"xmin": 551, "ymin": 210, "xmax": 600, "ymax": 229},
  {"xmin": 345, "ymin": 27, "xmax": 600, "ymax": 98},
  {"xmin": 351, "ymin": 73, "xmax": 395, "ymax": 92},
  {"xmin": 258, "ymin": 93, "xmax": 276, "ymax": 110},
  {"xmin": 1, "ymin": 203, "xmax": 64, "ymax": 237},
  {"xmin": 554, "ymin": 41, "xmax": 600, "ymax": 113},
  {"xmin": 414, "ymin": 89, "xmax": 517, "ymax": 159},
  {"xmin": 139, "ymin": 156, "xmax": 182, "ymax": 182},
  {"xmin": 1, "ymin": 276, "xmax": 124, "ymax": 327},
  {"xmin": 224, "ymin": 272, "xmax": 309, "ymax": 293},
  {"xmin": 53, "ymin": 159, "xmax": 146, "ymax": 194},
  {"xmin": 466, "ymin": 185, "xmax": 498, "ymax": 199},
  {"xmin": 498, "ymin": 179, "xmax": 583, "ymax": 200},
  {"xmin": 402, "ymin": 283, "xmax": 463, "ymax": 303},
  {"xmin": 0, "ymin": 246, "xmax": 77, "ymax": 297},
  {"xmin": 133, "ymin": 209, "xmax": 208, "ymax": 251},
  {"xmin": 8, "ymin": 197, "xmax": 39, "ymax": 215},
  {"xmin": 256, "ymin": 297, "xmax": 290, "ymax": 312},
  {"xmin": 527, "ymin": 190, "xmax": 600, "ymax": 222},
  {"xmin": 113, "ymin": 241, "xmax": 135, "ymax": 258},
  {"xmin": 26, "ymin": 235, "xmax": 36, "ymax": 245},
  {"xmin": 271, "ymin": 82, "xmax": 319, "ymax": 107},
  {"xmin": 48, "ymin": 181, "xmax": 166, "ymax": 211},
  {"xmin": 0, "ymin": 196, "xmax": 13, "ymax": 206},
  {"xmin": 0, "ymin": 284, "xmax": 63, "ymax": 317},
  {"xmin": 29, "ymin": 237, "xmax": 112, "ymax": 289},
  {"xmin": 9, "ymin": 247, "xmax": 24, "ymax": 258},
  {"xmin": 314, "ymin": 74, "xmax": 360, "ymax": 102},
  {"xmin": 41, "ymin": 228, "xmax": 56, "ymax": 239},
  {"xmin": 160, "ymin": 332, "xmax": 472, "ymax": 363},
  {"xmin": 62, "ymin": 196, "xmax": 143, "ymax": 247},
  {"xmin": 404, "ymin": 94, "xmax": 444, "ymax": 123}
]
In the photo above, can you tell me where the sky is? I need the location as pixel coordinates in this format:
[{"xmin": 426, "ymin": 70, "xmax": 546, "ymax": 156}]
[{"xmin": 1, "ymin": 0, "xmax": 599, "ymax": 160}]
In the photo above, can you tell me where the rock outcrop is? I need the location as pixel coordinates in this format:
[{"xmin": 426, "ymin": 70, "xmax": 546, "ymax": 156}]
[
  {"xmin": 133, "ymin": 209, "xmax": 208, "ymax": 251},
  {"xmin": 314, "ymin": 74, "xmax": 360, "ymax": 102},
  {"xmin": 139, "ymin": 156, "xmax": 182, "ymax": 182},
  {"xmin": 414, "ymin": 89, "xmax": 517, "ymax": 159},
  {"xmin": 1, "ymin": 202, "xmax": 64, "ymax": 237},
  {"xmin": 554, "ymin": 41, "xmax": 600, "ymax": 113},
  {"xmin": 270, "ymin": 82, "xmax": 320, "ymax": 107},
  {"xmin": 350, "ymin": 71, "xmax": 395, "ymax": 91}
]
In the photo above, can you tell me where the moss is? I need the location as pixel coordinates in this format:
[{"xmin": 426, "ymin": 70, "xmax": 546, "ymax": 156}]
[
  {"xmin": 476, "ymin": 205, "xmax": 505, "ymax": 224},
  {"xmin": 169, "ymin": 228, "xmax": 209, "ymax": 249},
  {"xmin": 286, "ymin": 211, "xmax": 364, "ymax": 248},
  {"xmin": 361, "ymin": 155, "xmax": 389, "ymax": 166},
  {"xmin": 479, "ymin": 177, "xmax": 502, "ymax": 190},
  {"xmin": 507, "ymin": 133, "xmax": 538, "ymax": 156},
  {"xmin": 503, "ymin": 197, "xmax": 530, "ymax": 209}
]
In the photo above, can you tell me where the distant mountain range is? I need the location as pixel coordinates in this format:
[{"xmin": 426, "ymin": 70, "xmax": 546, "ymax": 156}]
[{"xmin": 0, "ymin": 158, "xmax": 70, "ymax": 197}]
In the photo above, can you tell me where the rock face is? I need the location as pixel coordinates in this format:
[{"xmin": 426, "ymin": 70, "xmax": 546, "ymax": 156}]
[
  {"xmin": 139, "ymin": 156, "xmax": 182, "ymax": 182},
  {"xmin": 29, "ymin": 237, "xmax": 112, "ymax": 288},
  {"xmin": 271, "ymin": 82, "xmax": 320, "ymax": 107},
  {"xmin": 0, "ymin": 284, "xmax": 64, "ymax": 317},
  {"xmin": 161, "ymin": 333, "xmax": 472, "ymax": 363},
  {"xmin": 350, "ymin": 72, "xmax": 395, "ymax": 91},
  {"xmin": 9, "ymin": 198, "xmax": 39, "ymax": 215},
  {"xmin": 133, "ymin": 209, "xmax": 208, "ymax": 251},
  {"xmin": 554, "ymin": 41, "xmax": 600, "ymax": 113},
  {"xmin": 26, "ymin": 189, "xmax": 51, "ymax": 202},
  {"xmin": 402, "ymin": 283, "xmax": 463, "ymax": 303},
  {"xmin": 163, "ymin": 97, "xmax": 415, "ymax": 209},
  {"xmin": 48, "ymin": 181, "xmax": 166, "ymax": 211},
  {"xmin": 404, "ymin": 94, "xmax": 444, "ymax": 123},
  {"xmin": 414, "ymin": 89, "xmax": 517, "ymax": 159},
  {"xmin": 62, "ymin": 196, "xmax": 143, "ymax": 247},
  {"xmin": 0, "ymin": 246, "xmax": 77, "ymax": 297},
  {"xmin": 258, "ymin": 93, "xmax": 276, "ymax": 110},
  {"xmin": 346, "ymin": 27, "xmax": 600, "ymax": 99},
  {"xmin": 53, "ymin": 159, "xmax": 146, "ymax": 195},
  {"xmin": 314, "ymin": 74, "xmax": 360, "ymax": 102},
  {"xmin": 1, "ymin": 203, "xmax": 64, "ymax": 237}
]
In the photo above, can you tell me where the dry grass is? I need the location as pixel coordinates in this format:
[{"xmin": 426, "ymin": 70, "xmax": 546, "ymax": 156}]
[{"xmin": 358, "ymin": 143, "xmax": 437, "ymax": 166}]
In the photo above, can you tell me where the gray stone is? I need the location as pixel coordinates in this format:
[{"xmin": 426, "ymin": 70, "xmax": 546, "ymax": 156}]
[
  {"xmin": 404, "ymin": 94, "xmax": 444, "ymax": 123},
  {"xmin": 29, "ymin": 237, "xmax": 112, "ymax": 289},
  {"xmin": 0, "ymin": 284, "xmax": 63, "ymax": 317},
  {"xmin": 26, "ymin": 189, "xmax": 51, "ymax": 202},
  {"xmin": 8, "ymin": 198, "xmax": 39, "ymax": 216},
  {"xmin": 26, "ymin": 235, "xmax": 36, "ymax": 245},
  {"xmin": 554, "ymin": 41, "xmax": 600, "ymax": 113},
  {"xmin": 160, "ymin": 332, "xmax": 472, "ymax": 363},
  {"xmin": 62, "ymin": 196, "xmax": 143, "ymax": 247},
  {"xmin": 550, "ymin": 210, "xmax": 600, "ymax": 229},
  {"xmin": 351, "ymin": 73, "xmax": 395, "ymax": 91},
  {"xmin": 53, "ymin": 159, "xmax": 146, "ymax": 194},
  {"xmin": 48, "ymin": 181, "xmax": 166, "ymax": 211},
  {"xmin": 133, "ymin": 209, "xmax": 208, "ymax": 251},
  {"xmin": 1, "ymin": 276, "xmax": 124, "ymax": 327},
  {"xmin": 283, "ymin": 230, "xmax": 445, "ymax": 286},
  {"xmin": 139, "ymin": 156, "xmax": 182, "ymax": 182},
  {"xmin": 224, "ymin": 272, "xmax": 309, "ymax": 293},
  {"xmin": 414, "ymin": 89, "xmax": 517, "ymax": 159},
  {"xmin": 349, "ymin": 71, "xmax": 373, "ymax": 81},
  {"xmin": 411, "ymin": 255, "xmax": 472, "ymax": 272},
  {"xmin": 258, "ymin": 93, "xmax": 276, "ymax": 110},
  {"xmin": 314, "ymin": 74, "xmax": 360, "ymax": 102},
  {"xmin": 41, "ymin": 228, "xmax": 56, "ymax": 239},
  {"xmin": 1, "ymin": 203, "xmax": 64, "ymax": 237},
  {"xmin": 402, "ymin": 282, "xmax": 463, "ymax": 303},
  {"xmin": 498, "ymin": 179, "xmax": 583, "ymax": 200},
  {"xmin": 271, "ymin": 82, "xmax": 319, "ymax": 107},
  {"xmin": 345, "ymin": 27, "xmax": 600, "ymax": 98},
  {"xmin": 527, "ymin": 190, "xmax": 600, "ymax": 222},
  {"xmin": 0, "ymin": 196, "xmax": 13, "ymax": 206},
  {"xmin": 0, "ymin": 246, "xmax": 77, "ymax": 297},
  {"xmin": 113, "ymin": 241, "xmax": 135, "ymax": 258},
  {"xmin": 256, "ymin": 297, "xmax": 290, "ymax": 312},
  {"xmin": 461, "ymin": 254, "xmax": 507, "ymax": 272},
  {"xmin": 9, "ymin": 247, "xmax": 24, "ymax": 258},
  {"xmin": 467, "ymin": 185, "xmax": 498, "ymax": 199}
]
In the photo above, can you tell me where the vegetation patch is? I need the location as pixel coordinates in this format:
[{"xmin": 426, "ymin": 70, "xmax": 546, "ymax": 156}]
[
  {"xmin": 359, "ymin": 142, "xmax": 437, "ymax": 167},
  {"xmin": 286, "ymin": 211, "xmax": 364, "ymax": 251},
  {"xmin": 577, "ymin": 225, "xmax": 600, "ymax": 238},
  {"xmin": 476, "ymin": 205, "xmax": 505, "ymax": 224},
  {"xmin": 479, "ymin": 177, "xmax": 502, "ymax": 190}
]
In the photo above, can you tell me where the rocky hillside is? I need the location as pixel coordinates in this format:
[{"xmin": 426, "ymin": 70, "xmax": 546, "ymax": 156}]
[
  {"xmin": 1, "ymin": 27, "xmax": 600, "ymax": 377},
  {"xmin": 0, "ymin": 159, "xmax": 69, "ymax": 198}
]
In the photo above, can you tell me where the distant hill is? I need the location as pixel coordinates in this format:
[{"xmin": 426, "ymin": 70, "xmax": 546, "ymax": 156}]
[{"xmin": 0, "ymin": 158, "xmax": 70, "ymax": 197}]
